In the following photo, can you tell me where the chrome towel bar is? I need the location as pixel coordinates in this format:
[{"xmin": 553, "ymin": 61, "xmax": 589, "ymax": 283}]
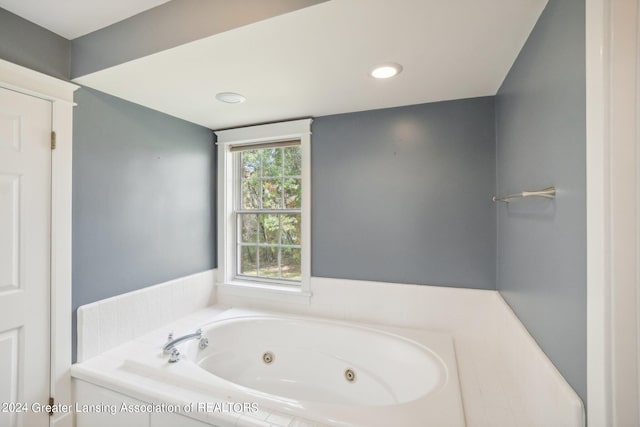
[{"xmin": 492, "ymin": 186, "xmax": 556, "ymax": 203}]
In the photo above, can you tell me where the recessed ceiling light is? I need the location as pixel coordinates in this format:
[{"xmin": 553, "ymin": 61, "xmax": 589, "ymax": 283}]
[
  {"xmin": 371, "ymin": 63, "xmax": 403, "ymax": 79},
  {"xmin": 216, "ymin": 92, "xmax": 246, "ymax": 104}
]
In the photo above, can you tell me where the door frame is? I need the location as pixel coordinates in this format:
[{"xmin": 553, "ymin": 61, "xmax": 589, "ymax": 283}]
[
  {"xmin": 0, "ymin": 58, "xmax": 78, "ymax": 427},
  {"xmin": 586, "ymin": 0, "xmax": 640, "ymax": 425}
]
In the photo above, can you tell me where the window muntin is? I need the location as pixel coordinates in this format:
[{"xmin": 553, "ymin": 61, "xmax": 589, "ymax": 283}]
[{"xmin": 235, "ymin": 144, "xmax": 302, "ymax": 282}]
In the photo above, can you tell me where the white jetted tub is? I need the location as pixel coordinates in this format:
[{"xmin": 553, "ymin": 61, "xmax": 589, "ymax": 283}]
[{"xmin": 169, "ymin": 309, "xmax": 466, "ymax": 426}]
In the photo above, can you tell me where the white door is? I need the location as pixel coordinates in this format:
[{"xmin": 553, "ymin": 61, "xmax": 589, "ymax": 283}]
[{"xmin": 0, "ymin": 87, "xmax": 52, "ymax": 427}]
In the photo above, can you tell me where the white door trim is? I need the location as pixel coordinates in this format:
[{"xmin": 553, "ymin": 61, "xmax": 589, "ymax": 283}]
[
  {"xmin": 0, "ymin": 58, "xmax": 78, "ymax": 427},
  {"xmin": 586, "ymin": 0, "xmax": 640, "ymax": 425}
]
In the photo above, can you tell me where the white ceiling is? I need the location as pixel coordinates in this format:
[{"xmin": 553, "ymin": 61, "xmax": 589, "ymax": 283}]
[
  {"xmin": 0, "ymin": 0, "xmax": 170, "ymax": 39},
  {"xmin": 74, "ymin": 0, "xmax": 547, "ymax": 130},
  {"xmin": 0, "ymin": 0, "xmax": 548, "ymax": 130}
]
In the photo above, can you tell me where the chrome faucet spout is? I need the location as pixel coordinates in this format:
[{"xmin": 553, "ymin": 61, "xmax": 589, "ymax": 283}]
[{"xmin": 163, "ymin": 329, "xmax": 202, "ymax": 354}]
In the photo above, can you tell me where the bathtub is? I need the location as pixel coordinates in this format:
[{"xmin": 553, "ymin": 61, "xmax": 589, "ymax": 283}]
[
  {"xmin": 170, "ymin": 309, "xmax": 466, "ymax": 426},
  {"xmin": 74, "ymin": 275, "xmax": 586, "ymax": 427},
  {"xmin": 75, "ymin": 308, "xmax": 466, "ymax": 426}
]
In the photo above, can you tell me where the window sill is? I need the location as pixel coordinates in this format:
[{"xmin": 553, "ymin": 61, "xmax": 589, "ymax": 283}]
[{"xmin": 216, "ymin": 280, "xmax": 312, "ymax": 305}]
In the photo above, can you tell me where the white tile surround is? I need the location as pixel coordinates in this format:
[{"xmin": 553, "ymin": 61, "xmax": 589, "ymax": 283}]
[
  {"xmin": 74, "ymin": 272, "xmax": 584, "ymax": 427},
  {"xmin": 76, "ymin": 270, "xmax": 216, "ymax": 362}
]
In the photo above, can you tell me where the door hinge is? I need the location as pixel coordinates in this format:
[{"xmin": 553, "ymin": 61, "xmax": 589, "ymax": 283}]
[
  {"xmin": 48, "ymin": 397, "xmax": 54, "ymax": 416},
  {"xmin": 50, "ymin": 131, "xmax": 56, "ymax": 150}
]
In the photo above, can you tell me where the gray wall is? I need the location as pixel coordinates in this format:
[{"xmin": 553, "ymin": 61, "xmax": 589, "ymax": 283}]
[
  {"xmin": 71, "ymin": 0, "xmax": 328, "ymax": 78},
  {"xmin": 495, "ymin": 0, "xmax": 586, "ymax": 401},
  {"xmin": 312, "ymin": 97, "xmax": 496, "ymax": 289},
  {"xmin": 0, "ymin": 8, "xmax": 70, "ymax": 79},
  {"xmin": 72, "ymin": 87, "xmax": 216, "ymax": 361}
]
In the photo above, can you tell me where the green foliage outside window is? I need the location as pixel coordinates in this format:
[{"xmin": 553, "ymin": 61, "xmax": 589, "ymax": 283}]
[{"xmin": 238, "ymin": 145, "xmax": 302, "ymax": 281}]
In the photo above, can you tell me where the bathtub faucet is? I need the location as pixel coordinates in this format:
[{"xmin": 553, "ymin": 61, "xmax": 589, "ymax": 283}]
[{"xmin": 163, "ymin": 329, "xmax": 203, "ymax": 362}]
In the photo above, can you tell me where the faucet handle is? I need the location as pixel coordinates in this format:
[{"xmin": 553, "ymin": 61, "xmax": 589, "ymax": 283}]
[
  {"xmin": 167, "ymin": 332, "xmax": 174, "ymax": 341},
  {"xmin": 199, "ymin": 337, "xmax": 209, "ymax": 350},
  {"xmin": 168, "ymin": 348, "xmax": 180, "ymax": 363}
]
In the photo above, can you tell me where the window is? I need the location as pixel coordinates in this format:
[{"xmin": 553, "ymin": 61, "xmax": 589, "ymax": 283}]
[
  {"xmin": 236, "ymin": 142, "xmax": 302, "ymax": 282},
  {"xmin": 216, "ymin": 119, "xmax": 311, "ymax": 303}
]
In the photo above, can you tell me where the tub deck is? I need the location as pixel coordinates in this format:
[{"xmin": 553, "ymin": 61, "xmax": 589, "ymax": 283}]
[{"xmin": 72, "ymin": 307, "xmax": 465, "ymax": 427}]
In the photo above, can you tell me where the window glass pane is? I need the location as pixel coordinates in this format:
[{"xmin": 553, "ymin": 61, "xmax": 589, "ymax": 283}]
[
  {"xmin": 258, "ymin": 247, "xmax": 280, "ymax": 278},
  {"xmin": 241, "ymin": 150, "xmax": 261, "ymax": 180},
  {"xmin": 283, "ymin": 178, "xmax": 301, "ymax": 209},
  {"xmin": 241, "ymin": 180, "xmax": 260, "ymax": 209},
  {"xmin": 239, "ymin": 246, "xmax": 257, "ymax": 276},
  {"xmin": 239, "ymin": 214, "xmax": 258, "ymax": 243},
  {"xmin": 281, "ymin": 248, "xmax": 301, "ymax": 280},
  {"xmin": 258, "ymin": 214, "xmax": 279, "ymax": 244},
  {"xmin": 283, "ymin": 146, "xmax": 301, "ymax": 176},
  {"xmin": 262, "ymin": 179, "xmax": 282, "ymax": 209},
  {"xmin": 281, "ymin": 214, "xmax": 301, "ymax": 245},
  {"xmin": 235, "ymin": 141, "xmax": 303, "ymax": 284},
  {"xmin": 261, "ymin": 148, "xmax": 282, "ymax": 178}
]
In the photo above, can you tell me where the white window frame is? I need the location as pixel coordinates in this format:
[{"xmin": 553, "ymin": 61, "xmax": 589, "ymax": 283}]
[{"xmin": 215, "ymin": 119, "xmax": 312, "ymax": 304}]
